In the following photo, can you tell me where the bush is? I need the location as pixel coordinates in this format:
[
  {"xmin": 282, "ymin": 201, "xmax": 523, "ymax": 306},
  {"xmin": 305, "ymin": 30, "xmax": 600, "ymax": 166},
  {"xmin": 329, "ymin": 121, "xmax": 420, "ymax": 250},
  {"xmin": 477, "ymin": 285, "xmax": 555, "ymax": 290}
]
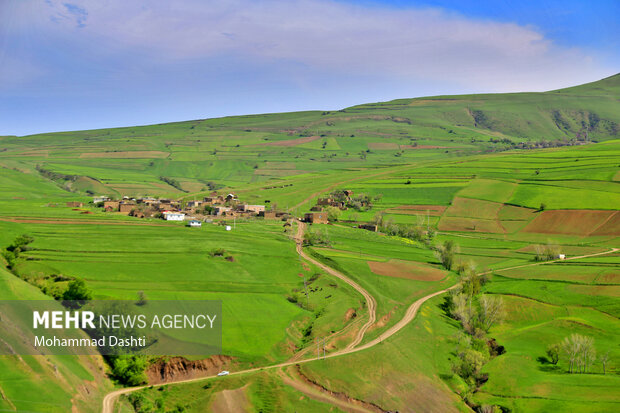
[
  {"xmin": 546, "ymin": 343, "xmax": 560, "ymax": 365},
  {"xmin": 62, "ymin": 278, "xmax": 92, "ymax": 304},
  {"xmin": 303, "ymin": 229, "xmax": 331, "ymax": 246},
  {"xmin": 110, "ymin": 355, "xmax": 149, "ymax": 386}
]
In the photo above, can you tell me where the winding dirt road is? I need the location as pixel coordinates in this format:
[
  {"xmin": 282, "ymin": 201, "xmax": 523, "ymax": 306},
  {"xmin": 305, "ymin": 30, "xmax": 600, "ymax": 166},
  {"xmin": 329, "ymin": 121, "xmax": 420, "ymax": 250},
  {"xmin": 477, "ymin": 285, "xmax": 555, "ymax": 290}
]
[
  {"xmin": 101, "ymin": 235, "xmax": 617, "ymax": 413},
  {"xmin": 294, "ymin": 221, "xmax": 377, "ymax": 351}
]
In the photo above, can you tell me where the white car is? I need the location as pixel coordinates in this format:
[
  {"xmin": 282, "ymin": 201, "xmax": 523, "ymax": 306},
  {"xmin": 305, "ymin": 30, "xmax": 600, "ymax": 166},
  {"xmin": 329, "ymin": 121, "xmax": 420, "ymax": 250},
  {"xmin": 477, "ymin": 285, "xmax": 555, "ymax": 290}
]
[{"xmin": 217, "ymin": 370, "xmax": 229, "ymax": 376}]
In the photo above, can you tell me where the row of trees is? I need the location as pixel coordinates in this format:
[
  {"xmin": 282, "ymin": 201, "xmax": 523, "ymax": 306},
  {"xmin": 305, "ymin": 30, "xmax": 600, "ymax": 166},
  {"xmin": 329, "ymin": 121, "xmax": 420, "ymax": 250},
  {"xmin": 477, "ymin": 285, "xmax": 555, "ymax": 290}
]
[
  {"xmin": 370, "ymin": 212, "xmax": 436, "ymax": 243},
  {"xmin": 546, "ymin": 334, "xmax": 611, "ymax": 374},
  {"xmin": 533, "ymin": 243, "xmax": 561, "ymax": 261},
  {"xmin": 442, "ymin": 257, "xmax": 506, "ymax": 411}
]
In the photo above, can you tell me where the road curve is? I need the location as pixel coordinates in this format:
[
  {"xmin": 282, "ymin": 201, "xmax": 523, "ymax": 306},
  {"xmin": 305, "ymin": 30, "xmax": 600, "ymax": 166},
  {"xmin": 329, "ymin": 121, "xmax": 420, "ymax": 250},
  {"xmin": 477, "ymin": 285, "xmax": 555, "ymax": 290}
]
[
  {"xmin": 294, "ymin": 221, "xmax": 377, "ymax": 351},
  {"xmin": 101, "ymin": 244, "xmax": 618, "ymax": 412}
]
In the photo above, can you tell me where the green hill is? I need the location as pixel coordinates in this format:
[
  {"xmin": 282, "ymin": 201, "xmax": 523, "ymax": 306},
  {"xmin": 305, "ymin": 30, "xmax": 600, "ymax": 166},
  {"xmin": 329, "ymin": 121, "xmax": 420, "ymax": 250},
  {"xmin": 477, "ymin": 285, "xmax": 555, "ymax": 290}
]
[{"xmin": 0, "ymin": 74, "xmax": 618, "ymax": 412}]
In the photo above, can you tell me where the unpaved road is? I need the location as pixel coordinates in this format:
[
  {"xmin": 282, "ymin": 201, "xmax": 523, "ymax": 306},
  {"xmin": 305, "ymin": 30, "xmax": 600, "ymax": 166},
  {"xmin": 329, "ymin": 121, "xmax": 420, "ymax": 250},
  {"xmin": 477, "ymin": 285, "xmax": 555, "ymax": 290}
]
[
  {"xmin": 101, "ymin": 238, "xmax": 617, "ymax": 413},
  {"xmin": 294, "ymin": 221, "xmax": 377, "ymax": 351}
]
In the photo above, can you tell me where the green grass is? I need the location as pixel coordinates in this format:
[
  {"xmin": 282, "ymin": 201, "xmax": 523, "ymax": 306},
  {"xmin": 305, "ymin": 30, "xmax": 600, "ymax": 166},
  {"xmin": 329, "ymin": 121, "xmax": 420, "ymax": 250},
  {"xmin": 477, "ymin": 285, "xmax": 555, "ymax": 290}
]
[{"xmin": 0, "ymin": 74, "xmax": 619, "ymax": 411}]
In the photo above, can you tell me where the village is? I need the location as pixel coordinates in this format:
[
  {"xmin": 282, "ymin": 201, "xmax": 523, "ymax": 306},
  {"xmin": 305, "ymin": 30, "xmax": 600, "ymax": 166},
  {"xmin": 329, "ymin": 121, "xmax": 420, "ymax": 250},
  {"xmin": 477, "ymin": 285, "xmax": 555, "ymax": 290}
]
[{"xmin": 78, "ymin": 189, "xmax": 378, "ymax": 229}]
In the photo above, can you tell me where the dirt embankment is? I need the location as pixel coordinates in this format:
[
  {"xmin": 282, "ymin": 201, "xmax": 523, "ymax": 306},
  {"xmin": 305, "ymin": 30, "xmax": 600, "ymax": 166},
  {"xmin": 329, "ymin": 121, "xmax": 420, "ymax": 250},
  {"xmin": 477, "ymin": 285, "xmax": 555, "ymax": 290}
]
[
  {"xmin": 147, "ymin": 355, "xmax": 233, "ymax": 384},
  {"xmin": 292, "ymin": 365, "xmax": 386, "ymax": 413}
]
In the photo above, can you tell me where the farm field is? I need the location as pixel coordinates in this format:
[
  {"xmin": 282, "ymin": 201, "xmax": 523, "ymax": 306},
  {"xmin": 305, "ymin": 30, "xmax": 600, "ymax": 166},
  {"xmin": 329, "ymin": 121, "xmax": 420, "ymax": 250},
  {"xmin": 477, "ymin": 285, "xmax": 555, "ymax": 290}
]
[{"xmin": 0, "ymin": 74, "xmax": 618, "ymax": 412}]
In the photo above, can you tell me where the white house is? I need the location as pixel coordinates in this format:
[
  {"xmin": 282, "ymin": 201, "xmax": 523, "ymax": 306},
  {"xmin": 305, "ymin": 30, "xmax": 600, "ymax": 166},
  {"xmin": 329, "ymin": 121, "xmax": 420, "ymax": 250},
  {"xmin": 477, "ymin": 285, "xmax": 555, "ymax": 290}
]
[
  {"xmin": 188, "ymin": 220, "xmax": 202, "ymax": 227},
  {"xmin": 163, "ymin": 211, "xmax": 185, "ymax": 221},
  {"xmin": 225, "ymin": 225, "xmax": 232, "ymax": 231},
  {"xmin": 93, "ymin": 196, "xmax": 110, "ymax": 204},
  {"xmin": 558, "ymin": 254, "xmax": 566, "ymax": 260}
]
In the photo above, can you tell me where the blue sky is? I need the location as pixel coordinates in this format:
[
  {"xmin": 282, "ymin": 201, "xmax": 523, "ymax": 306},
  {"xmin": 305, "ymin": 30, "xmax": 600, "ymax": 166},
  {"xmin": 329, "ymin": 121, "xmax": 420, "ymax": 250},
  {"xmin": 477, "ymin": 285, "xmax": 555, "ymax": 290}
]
[{"xmin": 1, "ymin": 0, "xmax": 618, "ymax": 136}]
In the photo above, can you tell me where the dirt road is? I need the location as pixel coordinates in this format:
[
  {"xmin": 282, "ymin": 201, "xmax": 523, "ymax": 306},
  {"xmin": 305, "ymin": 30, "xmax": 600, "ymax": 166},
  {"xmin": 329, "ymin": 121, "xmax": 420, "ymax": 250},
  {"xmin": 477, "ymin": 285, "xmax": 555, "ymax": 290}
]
[
  {"xmin": 294, "ymin": 221, "xmax": 377, "ymax": 351},
  {"xmin": 101, "ymin": 237, "xmax": 617, "ymax": 413}
]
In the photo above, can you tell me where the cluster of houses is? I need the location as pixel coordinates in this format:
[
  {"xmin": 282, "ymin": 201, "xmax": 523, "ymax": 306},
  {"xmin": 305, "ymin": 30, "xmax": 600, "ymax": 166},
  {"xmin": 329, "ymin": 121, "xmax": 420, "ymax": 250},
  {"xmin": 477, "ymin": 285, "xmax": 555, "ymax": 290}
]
[
  {"xmin": 303, "ymin": 189, "xmax": 358, "ymax": 224},
  {"xmin": 92, "ymin": 193, "xmax": 282, "ymax": 224}
]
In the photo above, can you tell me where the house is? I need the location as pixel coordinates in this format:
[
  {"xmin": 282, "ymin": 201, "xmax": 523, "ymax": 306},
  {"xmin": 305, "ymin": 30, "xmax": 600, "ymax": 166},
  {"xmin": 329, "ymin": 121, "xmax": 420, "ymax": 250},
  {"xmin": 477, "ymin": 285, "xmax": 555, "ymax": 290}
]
[
  {"xmin": 188, "ymin": 220, "xmax": 202, "ymax": 227},
  {"xmin": 316, "ymin": 198, "xmax": 333, "ymax": 206},
  {"xmin": 237, "ymin": 204, "xmax": 265, "ymax": 214},
  {"xmin": 203, "ymin": 196, "xmax": 225, "ymax": 205},
  {"xmin": 119, "ymin": 202, "xmax": 136, "ymax": 214},
  {"xmin": 343, "ymin": 190, "xmax": 354, "ymax": 197},
  {"xmin": 66, "ymin": 201, "xmax": 83, "ymax": 208},
  {"xmin": 163, "ymin": 211, "xmax": 185, "ymax": 221},
  {"xmin": 103, "ymin": 200, "xmax": 120, "ymax": 211},
  {"xmin": 304, "ymin": 212, "xmax": 328, "ymax": 224},
  {"xmin": 212, "ymin": 206, "xmax": 232, "ymax": 216},
  {"xmin": 93, "ymin": 196, "xmax": 110, "ymax": 204},
  {"xmin": 187, "ymin": 200, "xmax": 203, "ymax": 208},
  {"xmin": 259, "ymin": 211, "xmax": 277, "ymax": 219},
  {"xmin": 310, "ymin": 205, "xmax": 323, "ymax": 212},
  {"xmin": 225, "ymin": 193, "xmax": 238, "ymax": 202},
  {"xmin": 558, "ymin": 254, "xmax": 566, "ymax": 260},
  {"xmin": 359, "ymin": 224, "xmax": 378, "ymax": 232}
]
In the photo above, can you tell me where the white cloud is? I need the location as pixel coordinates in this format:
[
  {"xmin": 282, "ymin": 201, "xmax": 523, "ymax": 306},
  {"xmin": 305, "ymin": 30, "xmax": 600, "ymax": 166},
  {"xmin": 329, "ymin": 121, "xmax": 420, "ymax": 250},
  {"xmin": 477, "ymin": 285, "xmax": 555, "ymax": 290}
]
[{"xmin": 5, "ymin": 0, "xmax": 614, "ymax": 93}]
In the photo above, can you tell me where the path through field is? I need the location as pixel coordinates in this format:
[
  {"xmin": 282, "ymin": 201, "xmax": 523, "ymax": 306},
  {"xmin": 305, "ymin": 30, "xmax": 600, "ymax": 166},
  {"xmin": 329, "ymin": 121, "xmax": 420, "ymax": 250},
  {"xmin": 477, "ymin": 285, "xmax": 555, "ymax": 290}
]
[
  {"xmin": 101, "ymin": 236, "xmax": 618, "ymax": 412},
  {"xmin": 294, "ymin": 221, "xmax": 377, "ymax": 351}
]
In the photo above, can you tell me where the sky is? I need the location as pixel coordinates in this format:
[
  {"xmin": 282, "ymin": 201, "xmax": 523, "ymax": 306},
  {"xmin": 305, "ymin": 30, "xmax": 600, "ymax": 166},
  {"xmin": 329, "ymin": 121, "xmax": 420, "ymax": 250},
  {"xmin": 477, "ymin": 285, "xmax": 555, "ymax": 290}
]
[{"xmin": 0, "ymin": 0, "xmax": 618, "ymax": 136}]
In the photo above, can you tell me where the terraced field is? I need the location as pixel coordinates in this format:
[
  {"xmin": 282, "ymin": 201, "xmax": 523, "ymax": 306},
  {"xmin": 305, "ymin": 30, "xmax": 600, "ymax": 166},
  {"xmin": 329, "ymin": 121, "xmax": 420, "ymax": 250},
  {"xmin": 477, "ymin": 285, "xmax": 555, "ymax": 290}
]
[{"xmin": 0, "ymin": 74, "xmax": 618, "ymax": 412}]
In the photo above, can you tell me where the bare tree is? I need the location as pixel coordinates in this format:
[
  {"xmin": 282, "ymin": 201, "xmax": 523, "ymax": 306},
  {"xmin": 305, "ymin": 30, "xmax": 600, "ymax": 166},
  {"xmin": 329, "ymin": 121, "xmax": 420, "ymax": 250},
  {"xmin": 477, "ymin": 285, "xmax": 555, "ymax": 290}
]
[
  {"xmin": 562, "ymin": 334, "xmax": 581, "ymax": 374},
  {"xmin": 581, "ymin": 336, "xmax": 596, "ymax": 374},
  {"xmin": 561, "ymin": 334, "xmax": 595, "ymax": 374},
  {"xmin": 451, "ymin": 292, "xmax": 475, "ymax": 334},
  {"xmin": 478, "ymin": 295, "xmax": 504, "ymax": 332}
]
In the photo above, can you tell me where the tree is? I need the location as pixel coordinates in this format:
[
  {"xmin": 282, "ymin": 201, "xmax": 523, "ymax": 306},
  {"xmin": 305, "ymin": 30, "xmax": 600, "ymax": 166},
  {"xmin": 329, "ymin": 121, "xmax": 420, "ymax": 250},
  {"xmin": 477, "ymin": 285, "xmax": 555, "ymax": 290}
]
[
  {"xmin": 136, "ymin": 291, "xmax": 147, "ymax": 306},
  {"xmin": 561, "ymin": 334, "xmax": 595, "ymax": 374},
  {"xmin": 478, "ymin": 295, "xmax": 504, "ymax": 332},
  {"xmin": 538, "ymin": 202, "xmax": 546, "ymax": 211},
  {"xmin": 436, "ymin": 240, "xmax": 457, "ymax": 270},
  {"xmin": 546, "ymin": 343, "xmax": 561, "ymax": 365},
  {"xmin": 453, "ymin": 348, "xmax": 487, "ymax": 381},
  {"xmin": 63, "ymin": 278, "xmax": 92, "ymax": 304},
  {"xmin": 371, "ymin": 212, "xmax": 384, "ymax": 227},
  {"xmin": 561, "ymin": 334, "xmax": 581, "ymax": 374},
  {"xmin": 600, "ymin": 351, "xmax": 610, "ymax": 374},
  {"xmin": 325, "ymin": 206, "xmax": 341, "ymax": 222}
]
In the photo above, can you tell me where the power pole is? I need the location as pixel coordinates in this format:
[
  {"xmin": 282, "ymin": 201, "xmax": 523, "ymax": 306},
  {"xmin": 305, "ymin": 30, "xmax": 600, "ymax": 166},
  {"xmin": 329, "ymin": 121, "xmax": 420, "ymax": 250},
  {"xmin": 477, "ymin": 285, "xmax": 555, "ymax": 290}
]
[
  {"xmin": 316, "ymin": 337, "xmax": 320, "ymax": 360},
  {"xmin": 323, "ymin": 337, "xmax": 326, "ymax": 360}
]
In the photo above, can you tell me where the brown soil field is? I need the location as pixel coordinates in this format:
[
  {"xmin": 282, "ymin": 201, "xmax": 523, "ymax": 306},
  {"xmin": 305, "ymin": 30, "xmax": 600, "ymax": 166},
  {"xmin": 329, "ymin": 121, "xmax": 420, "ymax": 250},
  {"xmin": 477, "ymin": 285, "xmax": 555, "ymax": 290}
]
[
  {"xmin": 591, "ymin": 211, "xmax": 620, "ymax": 236},
  {"xmin": 367, "ymin": 142, "xmax": 399, "ymax": 150},
  {"xmin": 386, "ymin": 205, "xmax": 447, "ymax": 216},
  {"xmin": 367, "ymin": 259, "xmax": 446, "ymax": 281},
  {"xmin": 79, "ymin": 151, "xmax": 169, "ymax": 159},
  {"xmin": 438, "ymin": 216, "xmax": 504, "ymax": 233},
  {"xmin": 523, "ymin": 210, "xmax": 619, "ymax": 236},
  {"xmin": 400, "ymin": 144, "xmax": 448, "ymax": 149},
  {"xmin": 255, "ymin": 135, "xmax": 320, "ymax": 147}
]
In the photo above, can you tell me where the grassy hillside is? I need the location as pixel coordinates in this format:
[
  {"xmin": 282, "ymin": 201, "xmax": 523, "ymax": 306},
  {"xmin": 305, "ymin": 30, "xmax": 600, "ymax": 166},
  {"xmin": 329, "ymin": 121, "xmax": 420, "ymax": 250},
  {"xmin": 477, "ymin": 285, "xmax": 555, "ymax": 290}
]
[{"xmin": 0, "ymin": 75, "xmax": 618, "ymax": 412}]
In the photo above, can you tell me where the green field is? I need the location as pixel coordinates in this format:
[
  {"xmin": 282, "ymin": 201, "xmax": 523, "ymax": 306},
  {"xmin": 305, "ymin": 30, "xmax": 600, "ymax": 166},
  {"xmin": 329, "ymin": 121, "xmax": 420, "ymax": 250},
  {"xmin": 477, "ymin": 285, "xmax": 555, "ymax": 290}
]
[{"xmin": 0, "ymin": 74, "xmax": 618, "ymax": 412}]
